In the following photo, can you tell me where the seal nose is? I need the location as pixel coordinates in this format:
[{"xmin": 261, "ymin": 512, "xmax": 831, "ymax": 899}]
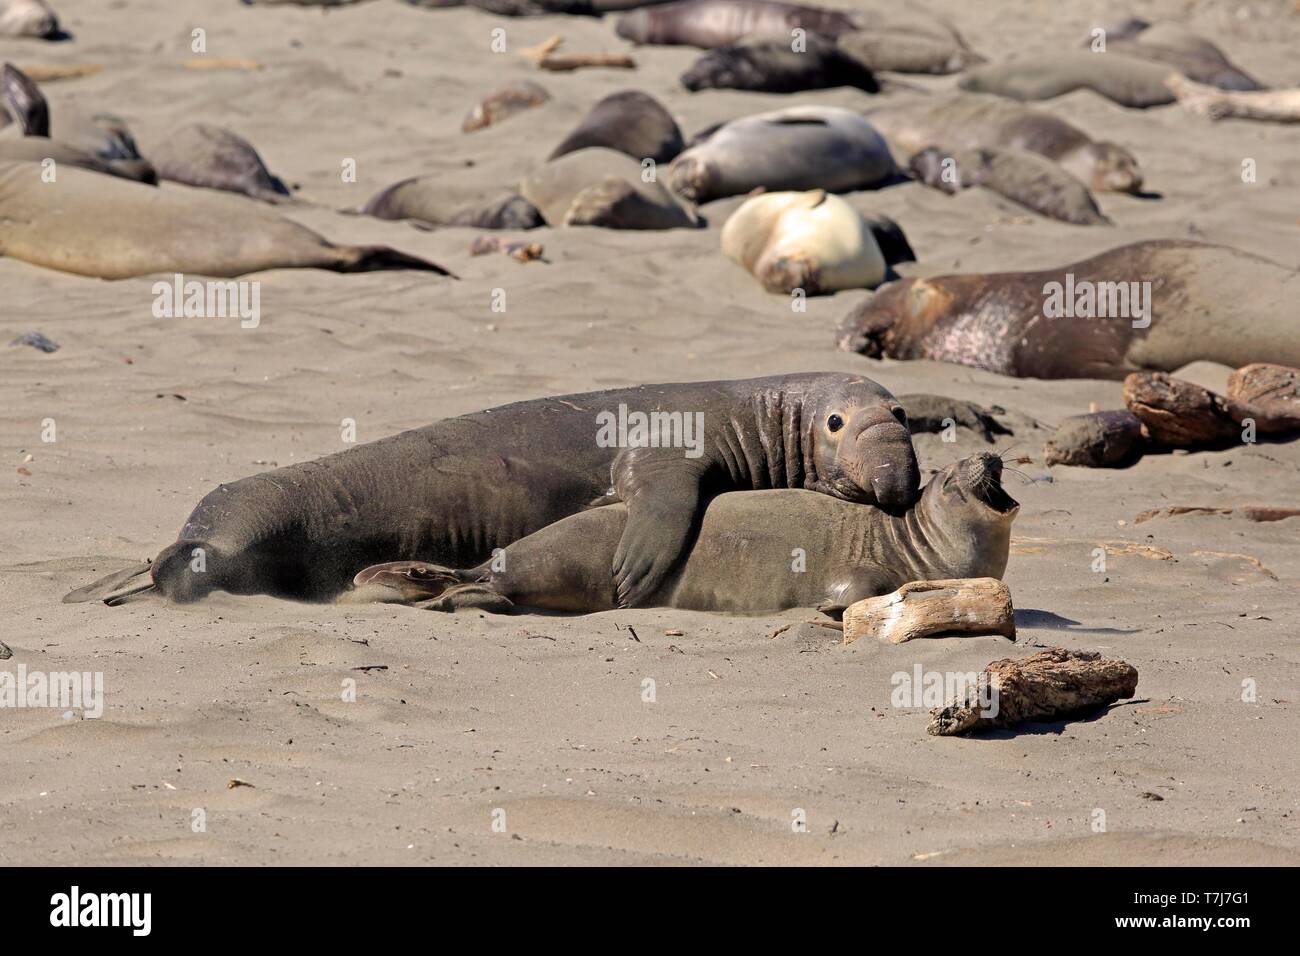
[{"xmin": 860, "ymin": 424, "xmax": 921, "ymax": 510}]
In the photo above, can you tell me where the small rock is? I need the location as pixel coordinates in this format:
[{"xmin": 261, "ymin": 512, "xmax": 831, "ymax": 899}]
[{"xmin": 9, "ymin": 331, "xmax": 59, "ymax": 353}]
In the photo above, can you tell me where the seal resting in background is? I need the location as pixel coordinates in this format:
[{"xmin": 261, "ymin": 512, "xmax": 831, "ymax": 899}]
[
  {"xmin": 838, "ymin": 240, "xmax": 1300, "ymax": 380},
  {"xmin": 1082, "ymin": 19, "xmax": 1263, "ymax": 91},
  {"xmin": 867, "ymin": 93, "xmax": 1143, "ymax": 194},
  {"xmin": 958, "ymin": 52, "xmax": 1184, "ymax": 108},
  {"xmin": 548, "ymin": 90, "xmax": 684, "ymax": 165},
  {"xmin": 147, "ymin": 123, "xmax": 292, "ymax": 203},
  {"xmin": 670, "ymin": 106, "xmax": 897, "ymax": 204},
  {"xmin": 681, "ymin": 33, "xmax": 879, "ymax": 94},
  {"xmin": 352, "ymin": 453, "xmax": 1017, "ymax": 615},
  {"xmin": 360, "ymin": 177, "xmax": 543, "ymax": 230},
  {"xmin": 0, "ymin": 0, "xmax": 59, "ymax": 38},
  {"xmin": 616, "ymin": 0, "xmax": 860, "ymax": 49},
  {"xmin": 721, "ymin": 190, "xmax": 914, "ymax": 294},
  {"xmin": 522, "ymin": 147, "xmax": 700, "ymax": 229},
  {"xmin": 0, "ymin": 161, "xmax": 452, "ymax": 279},
  {"xmin": 65, "ymin": 373, "xmax": 922, "ymax": 608},
  {"xmin": 909, "ymin": 146, "xmax": 1111, "ymax": 225}
]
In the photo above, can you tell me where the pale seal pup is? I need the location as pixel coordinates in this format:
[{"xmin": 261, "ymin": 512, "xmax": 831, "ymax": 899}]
[
  {"xmin": 616, "ymin": 0, "xmax": 860, "ymax": 49},
  {"xmin": 838, "ymin": 240, "xmax": 1300, "ymax": 379},
  {"xmin": 147, "ymin": 124, "xmax": 292, "ymax": 203},
  {"xmin": 721, "ymin": 190, "xmax": 913, "ymax": 295},
  {"xmin": 0, "ymin": 161, "xmax": 452, "ymax": 279},
  {"xmin": 867, "ymin": 93, "xmax": 1143, "ymax": 194},
  {"xmin": 66, "ymin": 373, "xmax": 922, "ymax": 607},
  {"xmin": 522, "ymin": 147, "xmax": 700, "ymax": 229},
  {"xmin": 670, "ymin": 106, "xmax": 897, "ymax": 204},
  {"xmin": 360, "ymin": 177, "xmax": 543, "ymax": 230},
  {"xmin": 548, "ymin": 90, "xmax": 684, "ymax": 165},
  {"xmin": 351, "ymin": 453, "xmax": 1017, "ymax": 615},
  {"xmin": 681, "ymin": 33, "xmax": 879, "ymax": 94},
  {"xmin": 0, "ymin": 0, "xmax": 59, "ymax": 38}
]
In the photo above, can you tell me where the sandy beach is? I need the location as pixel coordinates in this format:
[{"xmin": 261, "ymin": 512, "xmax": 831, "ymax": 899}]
[{"xmin": 1, "ymin": 0, "xmax": 1298, "ymax": 865}]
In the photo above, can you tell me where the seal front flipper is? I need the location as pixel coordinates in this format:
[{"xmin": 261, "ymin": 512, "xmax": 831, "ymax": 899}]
[
  {"xmin": 610, "ymin": 447, "xmax": 709, "ymax": 608},
  {"xmin": 63, "ymin": 560, "xmax": 154, "ymax": 605}
]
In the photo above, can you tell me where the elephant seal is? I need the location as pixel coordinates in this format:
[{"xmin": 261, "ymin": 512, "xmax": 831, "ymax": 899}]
[
  {"xmin": 147, "ymin": 124, "xmax": 291, "ymax": 203},
  {"xmin": 868, "ymin": 93, "xmax": 1142, "ymax": 194},
  {"xmin": 1084, "ymin": 19, "xmax": 1263, "ymax": 91},
  {"xmin": 361, "ymin": 177, "xmax": 543, "ymax": 230},
  {"xmin": 66, "ymin": 373, "xmax": 922, "ymax": 608},
  {"xmin": 548, "ymin": 90, "xmax": 683, "ymax": 165},
  {"xmin": 616, "ymin": 0, "xmax": 859, "ymax": 49},
  {"xmin": 0, "ymin": 162, "xmax": 452, "ymax": 279},
  {"xmin": 681, "ymin": 33, "xmax": 878, "ymax": 94},
  {"xmin": 838, "ymin": 240, "xmax": 1300, "ymax": 380},
  {"xmin": 352, "ymin": 453, "xmax": 1016, "ymax": 615},
  {"xmin": 670, "ymin": 106, "xmax": 897, "ymax": 204},
  {"xmin": 721, "ymin": 190, "xmax": 913, "ymax": 295},
  {"xmin": 0, "ymin": 0, "xmax": 59, "ymax": 38},
  {"xmin": 958, "ymin": 52, "xmax": 1181, "ymax": 108},
  {"xmin": 909, "ymin": 146, "xmax": 1110, "ymax": 226},
  {"xmin": 835, "ymin": 18, "xmax": 983, "ymax": 75},
  {"xmin": 522, "ymin": 147, "xmax": 700, "ymax": 229},
  {"xmin": 0, "ymin": 136, "xmax": 155, "ymax": 182}
]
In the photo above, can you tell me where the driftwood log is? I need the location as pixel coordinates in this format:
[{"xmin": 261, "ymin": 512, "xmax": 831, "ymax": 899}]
[
  {"xmin": 520, "ymin": 36, "xmax": 636, "ymax": 72},
  {"xmin": 842, "ymin": 578, "xmax": 1015, "ymax": 645},
  {"xmin": 1123, "ymin": 371, "xmax": 1243, "ymax": 446},
  {"xmin": 1043, "ymin": 409, "xmax": 1146, "ymax": 467},
  {"xmin": 927, "ymin": 648, "xmax": 1139, "ymax": 736},
  {"xmin": 1167, "ymin": 73, "xmax": 1300, "ymax": 124}
]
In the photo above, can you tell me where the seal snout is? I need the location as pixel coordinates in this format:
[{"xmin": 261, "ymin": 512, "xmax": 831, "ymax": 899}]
[
  {"xmin": 848, "ymin": 406, "xmax": 921, "ymax": 511},
  {"xmin": 964, "ymin": 453, "xmax": 1018, "ymax": 516}
]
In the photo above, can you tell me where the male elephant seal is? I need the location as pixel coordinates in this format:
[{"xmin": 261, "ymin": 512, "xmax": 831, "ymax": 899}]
[
  {"xmin": 616, "ymin": 0, "xmax": 859, "ymax": 49},
  {"xmin": 868, "ymin": 93, "xmax": 1142, "ymax": 194},
  {"xmin": 670, "ymin": 106, "xmax": 897, "ymax": 204},
  {"xmin": 681, "ymin": 33, "xmax": 878, "ymax": 94},
  {"xmin": 0, "ymin": 0, "xmax": 59, "ymax": 38},
  {"xmin": 838, "ymin": 240, "xmax": 1300, "ymax": 380},
  {"xmin": 147, "ymin": 124, "xmax": 291, "ymax": 203},
  {"xmin": 548, "ymin": 90, "xmax": 683, "ymax": 165},
  {"xmin": 66, "ymin": 373, "xmax": 922, "ymax": 608},
  {"xmin": 0, "ymin": 162, "xmax": 451, "ymax": 279},
  {"xmin": 353, "ymin": 453, "xmax": 1016, "ymax": 615},
  {"xmin": 522, "ymin": 147, "xmax": 700, "ymax": 229},
  {"xmin": 721, "ymin": 190, "xmax": 913, "ymax": 295}
]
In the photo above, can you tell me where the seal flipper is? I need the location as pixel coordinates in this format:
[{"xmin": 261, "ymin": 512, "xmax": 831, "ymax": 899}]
[
  {"xmin": 1, "ymin": 63, "xmax": 50, "ymax": 137},
  {"xmin": 348, "ymin": 561, "xmax": 471, "ymax": 604},
  {"xmin": 63, "ymin": 560, "xmax": 154, "ymax": 605},
  {"xmin": 332, "ymin": 245, "xmax": 459, "ymax": 277}
]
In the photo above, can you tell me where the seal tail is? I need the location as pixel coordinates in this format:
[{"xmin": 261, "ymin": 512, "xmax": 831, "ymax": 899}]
[
  {"xmin": 63, "ymin": 560, "xmax": 156, "ymax": 605},
  {"xmin": 334, "ymin": 244, "xmax": 458, "ymax": 278}
]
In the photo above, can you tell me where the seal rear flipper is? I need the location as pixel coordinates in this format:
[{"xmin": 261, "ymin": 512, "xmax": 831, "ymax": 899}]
[
  {"xmin": 348, "ymin": 561, "xmax": 471, "ymax": 604},
  {"xmin": 418, "ymin": 583, "xmax": 515, "ymax": 614},
  {"xmin": 334, "ymin": 245, "xmax": 458, "ymax": 277},
  {"xmin": 1, "ymin": 63, "xmax": 50, "ymax": 137},
  {"xmin": 63, "ymin": 560, "xmax": 154, "ymax": 605}
]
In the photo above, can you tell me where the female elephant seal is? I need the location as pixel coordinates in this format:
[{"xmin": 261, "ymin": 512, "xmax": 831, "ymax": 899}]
[
  {"xmin": 66, "ymin": 373, "xmax": 922, "ymax": 608},
  {"xmin": 721, "ymin": 190, "xmax": 914, "ymax": 295},
  {"xmin": 838, "ymin": 240, "xmax": 1300, "ymax": 379},
  {"xmin": 958, "ymin": 52, "xmax": 1183, "ymax": 108},
  {"xmin": 548, "ymin": 90, "xmax": 684, "ymax": 165},
  {"xmin": 361, "ymin": 177, "xmax": 543, "ymax": 230},
  {"xmin": 353, "ymin": 453, "xmax": 1017, "ymax": 615},
  {"xmin": 523, "ymin": 147, "xmax": 700, "ymax": 229},
  {"xmin": 868, "ymin": 93, "xmax": 1143, "ymax": 194},
  {"xmin": 147, "ymin": 123, "xmax": 291, "ymax": 203},
  {"xmin": 681, "ymin": 33, "xmax": 878, "ymax": 94},
  {"xmin": 0, "ymin": 161, "xmax": 451, "ymax": 279},
  {"xmin": 616, "ymin": 0, "xmax": 860, "ymax": 49},
  {"xmin": 670, "ymin": 106, "xmax": 897, "ymax": 204}
]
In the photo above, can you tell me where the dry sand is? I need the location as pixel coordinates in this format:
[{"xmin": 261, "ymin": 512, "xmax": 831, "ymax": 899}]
[{"xmin": 1, "ymin": 0, "xmax": 1298, "ymax": 865}]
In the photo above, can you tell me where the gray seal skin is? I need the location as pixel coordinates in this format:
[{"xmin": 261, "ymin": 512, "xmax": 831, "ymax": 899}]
[
  {"xmin": 908, "ymin": 146, "xmax": 1111, "ymax": 226},
  {"xmin": 1083, "ymin": 19, "xmax": 1263, "ymax": 92},
  {"xmin": 958, "ymin": 52, "xmax": 1182, "ymax": 109},
  {"xmin": 838, "ymin": 240, "xmax": 1300, "ymax": 380},
  {"xmin": 0, "ymin": 161, "xmax": 453, "ymax": 279},
  {"xmin": 867, "ymin": 93, "xmax": 1142, "ymax": 194},
  {"xmin": 616, "ymin": 0, "xmax": 860, "ymax": 49},
  {"xmin": 352, "ymin": 453, "xmax": 1016, "ymax": 615},
  {"xmin": 148, "ymin": 123, "xmax": 292, "ymax": 203},
  {"xmin": 66, "ymin": 373, "xmax": 922, "ymax": 608},
  {"xmin": 680, "ymin": 33, "xmax": 879, "ymax": 94},
  {"xmin": 522, "ymin": 147, "xmax": 701, "ymax": 229},
  {"xmin": 360, "ymin": 177, "xmax": 543, "ymax": 230},
  {"xmin": 548, "ymin": 90, "xmax": 684, "ymax": 166},
  {"xmin": 670, "ymin": 106, "xmax": 897, "ymax": 204}
]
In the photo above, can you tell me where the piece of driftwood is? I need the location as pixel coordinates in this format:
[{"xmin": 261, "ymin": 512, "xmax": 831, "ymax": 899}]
[
  {"xmin": 1123, "ymin": 371, "xmax": 1243, "ymax": 446},
  {"xmin": 1135, "ymin": 504, "xmax": 1300, "ymax": 524},
  {"xmin": 1226, "ymin": 363, "xmax": 1300, "ymax": 433},
  {"xmin": 1044, "ymin": 409, "xmax": 1147, "ymax": 467},
  {"xmin": 462, "ymin": 80, "xmax": 550, "ymax": 133},
  {"xmin": 927, "ymin": 648, "xmax": 1138, "ymax": 736},
  {"xmin": 842, "ymin": 578, "xmax": 1015, "ymax": 645},
  {"xmin": 179, "ymin": 58, "xmax": 263, "ymax": 72},
  {"xmin": 1167, "ymin": 73, "xmax": 1300, "ymax": 124},
  {"xmin": 14, "ymin": 63, "xmax": 102, "ymax": 82},
  {"xmin": 520, "ymin": 35, "xmax": 635, "ymax": 72}
]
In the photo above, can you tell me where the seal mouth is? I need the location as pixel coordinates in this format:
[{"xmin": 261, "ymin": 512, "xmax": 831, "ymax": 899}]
[{"xmin": 965, "ymin": 454, "xmax": 1019, "ymax": 515}]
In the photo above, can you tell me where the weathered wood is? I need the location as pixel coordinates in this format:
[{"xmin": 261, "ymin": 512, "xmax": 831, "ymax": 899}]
[
  {"xmin": 520, "ymin": 35, "xmax": 636, "ymax": 72},
  {"xmin": 927, "ymin": 648, "xmax": 1138, "ymax": 736},
  {"xmin": 1044, "ymin": 409, "xmax": 1147, "ymax": 467},
  {"xmin": 1123, "ymin": 371, "xmax": 1242, "ymax": 446},
  {"xmin": 1226, "ymin": 363, "xmax": 1300, "ymax": 433},
  {"xmin": 842, "ymin": 577, "xmax": 1015, "ymax": 645},
  {"xmin": 1167, "ymin": 73, "xmax": 1300, "ymax": 124}
]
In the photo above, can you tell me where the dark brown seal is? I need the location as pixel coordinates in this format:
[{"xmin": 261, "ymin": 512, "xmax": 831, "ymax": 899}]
[
  {"xmin": 548, "ymin": 90, "xmax": 684, "ymax": 165},
  {"xmin": 680, "ymin": 33, "xmax": 878, "ymax": 94}
]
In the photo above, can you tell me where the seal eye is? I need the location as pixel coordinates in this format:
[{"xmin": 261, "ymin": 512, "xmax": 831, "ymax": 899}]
[{"xmin": 827, "ymin": 414, "xmax": 844, "ymax": 433}]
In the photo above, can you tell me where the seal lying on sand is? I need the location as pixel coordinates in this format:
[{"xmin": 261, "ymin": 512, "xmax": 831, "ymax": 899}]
[
  {"xmin": 838, "ymin": 240, "xmax": 1300, "ymax": 379},
  {"xmin": 523, "ymin": 147, "xmax": 700, "ymax": 229},
  {"xmin": 0, "ymin": 162, "xmax": 451, "ymax": 279},
  {"xmin": 1083, "ymin": 19, "xmax": 1262, "ymax": 91},
  {"xmin": 721, "ymin": 190, "xmax": 914, "ymax": 294},
  {"xmin": 868, "ymin": 93, "xmax": 1143, "ymax": 194},
  {"xmin": 147, "ymin": 124, "xmax": 292, "ymax": 203},
  {"xmin": 616, "ymin": 0, "xmax": 859, "ymax": 49},
  {"xmin": 0, "ymin": 0, "xmax": 59, "ymax": 38},
  {"xmin": 548, "ymin": 90, "xmax": 683, "ymax": 165},
  {"xmin": 670, "ymin": 106, "xmax": 897, "ymax": 204},
  {"xmin": 909, "ymin": 146, "xmax": 1110, "ymax": 226},
  {"xmin": 351, "ymin": 453, "xmax": 1016, "ymax": 615},
  {"xmin": 66, "ymin": 373, "xmax": 922, "ymax": 608},
  {"xmin": 681, "ymin": 33, "xmax": 879, "ymax": 94},
  {"xmin": 958, "ymin": 52, "xmax": 1185, "ymax": 108},
  {"xmin": 361, "ymin": 177, "xmax": 543, "ymax": 230}
]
